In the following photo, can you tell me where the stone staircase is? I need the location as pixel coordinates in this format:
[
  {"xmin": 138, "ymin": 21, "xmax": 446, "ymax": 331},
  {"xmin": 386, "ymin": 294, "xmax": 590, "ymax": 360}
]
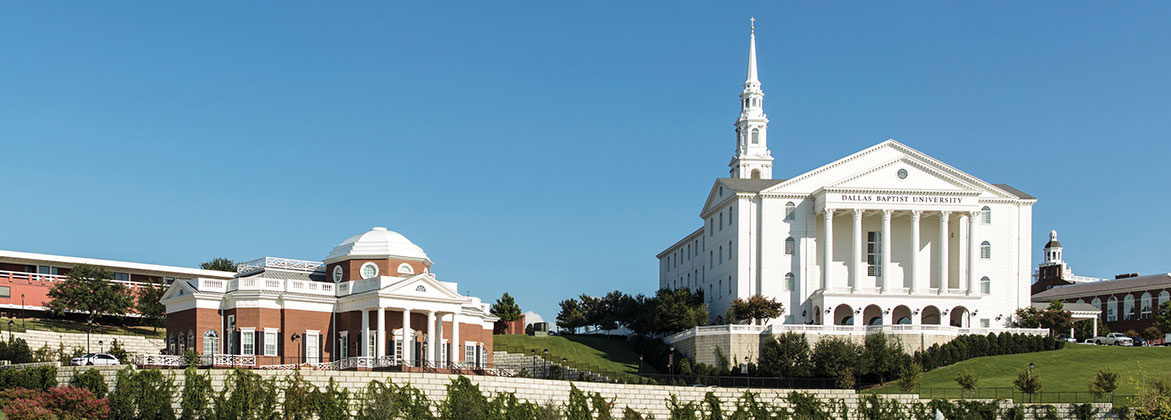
[
  {"xmin": 493, "ymin": 351, "xmax": 614, "ymax": 382},
  {"xmin": 14, "ymin": 330, "xmax": 165, "ymax": 356}
]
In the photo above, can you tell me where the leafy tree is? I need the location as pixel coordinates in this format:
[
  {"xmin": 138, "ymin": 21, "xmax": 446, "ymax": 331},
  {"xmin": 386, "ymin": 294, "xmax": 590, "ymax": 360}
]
[
  {"xmin": 861, "ymin": 332, "xmax": 907, "ymax": 384},
  {"xmin": 199, "ymin": 258, "xmax": 236, "ymax": 272},
  {"xmin": 578, "ymin": 294, "xmax": 612, "ymax": 333},
  {"xmin": 1013, "ymin": 368, "xmax": 1044, "ymax": 402},
  {"xmin": 727, "ymin": 295, "xmax": 785, "ymax": 325},
  {"xmin": 490, "ymin": 293, "xmax": 523, "ymax": 322},
  {"xmin": 1144, "ymin": 326, "xmax": 1163, "ymax": 342},
  {"xmin": 758, "ymin": 332, "xmax": 812, "ymax": 378},
  {"xmin": 47, "ymin": 264, "xmax": 134, "ymax": 325},
  {"xmin": 649, "ymin": 288, "xmax": 708, "ymax": 334},
  {"xmin": 954, "ymin": 368, "xmax": 979, "ymax": 398},
  {"xmin": 179, "ymin": 367, "xmax": 212, "ymax": 420},
  {"xmin": 897, "ymin": 362, "xmax": 922, "ymax": 392},
  {"xmin": 1013, "ymin": 300, "xmax": 1073, "ymax": 336},
  {"xmin": 615, "ymin": 293, "xmax": 652, "ymax": 336},
  {"xmin": 136, "ymin": 279, "xmax": 168, "ymax": 331},
  {"xmin": 439, "ymin": 375, "xmax": 490, "ymax": 420},
  {"xmin": 556, "ymin": 299, "xmax": 586, "ymax": 334},
  {"xmin": 71, "ymin": 368, "xmax": 108, "ymax": 399},
  {"xmin": 1088, "ymin": 368, "xmax": 1119, "ymax": 400},
  {"xmin": 811, "ymin": 337, "xmax": 861, "ymax": 379},
  {"xmin": 598, "ymin": 290, "xmax": 626, "ymax": 333},
  {"xmin": 1156, "ymin": 301, "xmax": 1171, "ymax": 336}
]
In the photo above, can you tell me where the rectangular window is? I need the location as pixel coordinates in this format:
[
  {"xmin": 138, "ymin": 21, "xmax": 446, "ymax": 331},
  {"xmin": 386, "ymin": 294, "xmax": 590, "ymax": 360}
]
[
  {"xmin": 367, "ymin": 331, "xmax": 376, "ymax": 358},
  {"xmin": 305, "ymin": 333, "xmax": 319, "ymax": 364},
  {"xmin": 0, "ymin": 286, "xmax": 9, "ymax": 298},
  {"xmin": 338, "ymin": 334, "xmax": 348, "ymax": 359},
  {"xmin": 241, "ymin": 331, "xmax": 255, "ymax": 356},
  {"xmin": 719, "ymin": 213, "xmax": 724, "ymax": 231},
  {"xmin": 264, "ymin": 331, "xmax": 277, "ymax": 356},
  {"xmin": 441, "ymin": 342, "xmax": 448, "ymax": 364},
  {"xmin": 980, "ymin": 319, "xmax": 990, "ymax": 328},
  {"xmin": 465, "ymin": 344, "xmax": 475, "ymax": 365},
  {"xmin": 112, "ymin": 272, "xmax": 130, "ymax": 281},
  {"xmin": 728, "ymin": 241, "xmax": 732, "ymax": 259},
  {"xmin": 866, "ymin": 232, "xmax": 882, "ymax": 277},
  {"xmin": 395, "ymin": 339, "xmax": 403, "ymax": 360}
]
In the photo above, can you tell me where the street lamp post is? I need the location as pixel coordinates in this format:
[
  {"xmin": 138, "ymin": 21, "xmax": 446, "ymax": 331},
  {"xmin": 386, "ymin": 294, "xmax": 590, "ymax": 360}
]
[
  {"xmin": 99, "ymin": 340, "xmax": 104, "ymax": 353},
  {"xmin": 543, "ymin": 349, "xmax": 549, "ymax": 378},
  {"xmin": 669, "ymin": 347, "xmax": 675, "ymax": 384},
  {"xmin": 1027, "ymin": 362, "xmax": 1036, "ymax": 403},
  {"xmin": 742, "ymin": 356, "xmax": 750, "ymax": 389},
  {"xmin": 292, "ymin": 333, "xmax": 302, "ymax": 369},
  {"xmin": 7, "ymin": 320, "xmax": 12, "ymax": 342},
  {"xmin": 561, "ymin": 357, "xmax": 568, "ymax": 380}
]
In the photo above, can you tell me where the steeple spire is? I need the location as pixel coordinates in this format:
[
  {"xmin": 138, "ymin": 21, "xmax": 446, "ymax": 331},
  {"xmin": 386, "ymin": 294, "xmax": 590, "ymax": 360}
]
[
  {"xmin": 746, "ymin": 17, "xmax": 758, "ymax": 83},
  {"xmin": 729, "ymin": 18, "xmax": 773, "ymax": 180}
]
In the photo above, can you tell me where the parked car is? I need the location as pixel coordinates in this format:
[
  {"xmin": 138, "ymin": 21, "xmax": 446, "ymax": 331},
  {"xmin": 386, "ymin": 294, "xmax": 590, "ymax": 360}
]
[
  {"xmin": 71, "ymin": 353, "xmax": 120, "ymax": 366},
  {"xmin": 1056, "ymin": 333, "xmax": 1077, "ymax": 343},
  {"xmin": 1130, "ymin": 336, "xmax": 1147, "ymax": 347},
  {"xmin": 1095, "ymin": 333, "xmax": 1134, "ymax": 346},
  {"xmin": 1081, "ymin": 339, "xmax": 1097, "ymax": 345}
]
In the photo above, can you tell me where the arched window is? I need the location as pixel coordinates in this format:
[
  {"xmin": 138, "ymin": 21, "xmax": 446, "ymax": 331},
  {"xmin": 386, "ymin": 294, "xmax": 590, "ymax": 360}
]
[
  {"xmin": 204, "ymin": 330, "xmax": 219, "ymax": 355},
  {"xmin": 751, "ymin": 169, "xmax": 760, "ymax": 179},
  {"xmin": 785, "ymin": 273, "xmax": 795, "ymax": 291},
  {"xmin": 397, "ymin": 263, "xmax": 414, "ymax": 275},
  {"xmin": 784, "ymin": 202, "xmax": 796, "ymax": 221},
  {"xmin": 1091, "ymin": 297, "xmax": 1102, "ymax": 310},
  {"xmin": 785, "ymin": 237, "xmax": 794, "ymax": 255},
  {"xmin": 751, "ymin": 128, "xmax": 760, "ymax": 144},
  {"xmin": 1124, "ymin": 295, "xmax": 1136, "ymax": 320},
  {"xmin": 1142, "ymin": 292, "xmax": 1153, "ymax": 319},
  {"xmin": 980, "ymin": 241, "xmax": 991, "ymax": 259},
  {"xmin": 178, "ymin": 332, "xmax": 186, "ymax": 354},
  {"xmin": 980, "ymin": 277, "xmax": 990, "ymax": 294},
  {"xmin": 168, "ymin": 334, "xmax": 176, "ymax": 354},
  {"xmin": 188, "ymin": 329, "xmax": 195, "ymax": 352},
  {"xmin": 1161, "ymin": 291, "xmax": 1170, "ymax": 308},
  {"xmin": 981, "ymin": 206, "xmax": 991, "ymax": 224},
  {"xmin": 1107, "ymin": 296, "xmax": 1118, "ymax": 322}
]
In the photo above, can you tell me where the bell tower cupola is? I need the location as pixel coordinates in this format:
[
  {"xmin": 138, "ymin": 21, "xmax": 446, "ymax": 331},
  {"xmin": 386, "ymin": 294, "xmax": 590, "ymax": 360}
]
[{"xmin": 730, "ymin": 17, "xmax": 774, "ymax": 179}]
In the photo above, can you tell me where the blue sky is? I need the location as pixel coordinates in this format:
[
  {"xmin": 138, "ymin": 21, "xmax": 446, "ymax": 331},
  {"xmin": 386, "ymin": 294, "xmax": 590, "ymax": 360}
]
[{"xmin": 1, "ymin": 2, "xmax": 1168, "ymax": 322}]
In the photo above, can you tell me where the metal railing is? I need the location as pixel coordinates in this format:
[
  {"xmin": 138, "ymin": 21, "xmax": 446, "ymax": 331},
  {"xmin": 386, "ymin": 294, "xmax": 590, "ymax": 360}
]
[
  {"xmin": 641, "ymin": 374, "xmax": 840, "ymax": 389},
  {"xmin": 917, "ymin": 387, "xmax": 1132, "ymax": 404}
]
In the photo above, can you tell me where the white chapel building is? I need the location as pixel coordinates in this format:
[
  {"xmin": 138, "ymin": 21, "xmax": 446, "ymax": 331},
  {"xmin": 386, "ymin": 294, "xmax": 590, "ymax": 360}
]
[{"xmin": 657, "ymin": 23, "xmax": 1037, "ymax": 330}]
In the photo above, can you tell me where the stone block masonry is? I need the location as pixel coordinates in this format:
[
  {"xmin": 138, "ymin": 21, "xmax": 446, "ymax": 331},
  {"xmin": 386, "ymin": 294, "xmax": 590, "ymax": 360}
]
[{"xmin": 53, "ymin": 366, "xmax": 1118, "ymax": 419}]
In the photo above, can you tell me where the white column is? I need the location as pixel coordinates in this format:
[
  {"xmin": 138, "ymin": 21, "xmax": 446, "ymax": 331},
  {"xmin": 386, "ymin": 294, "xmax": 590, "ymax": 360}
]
[
  {"xmin": 958, "ymin": 213, "xmax": 969, "ymax": 294},
  {"xmin": 851, "ymin": 209, "xmax": 863, "ymax": 293},
  {"xmin": 938, "ymin": 211, "xmax": 950, "ymax": 295},
  {"xmin": 822, "ymin": 210, "xmax": 834, "ymax": 291},
  {"xmin": 451, "ymin": 314, "xmax": 460, "ymax": 364},
  {"xmin": 360, "ymin": 309, "xmax": 370, "ymax": 357},
  {"xmin": 910, "ymin": 211, "xmax": 921, "ymax": 294},
  {"xmin": 401, "ymin": 309, "xmax": 411, "ymax": 366},
  {"xmin": 426, "ymin": 311, "xmax": 437, "ymax": 365},
  {"xmin": 881, "ymin": 210, "xmax": 892, "ymax": 293},
  {"xmin": 968, "ymin": 211, "xmax": 979, "ymax": 295},
  {"xmin": 376, "ymin": 307, "xmax": 386, "ymax": 358}
]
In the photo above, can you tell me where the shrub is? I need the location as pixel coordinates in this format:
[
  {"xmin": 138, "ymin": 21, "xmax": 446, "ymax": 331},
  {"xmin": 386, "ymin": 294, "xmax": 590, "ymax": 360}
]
[
  {"xmin": 210, "ymin": 368, "xmax": 277, "ymax": 420},
  {"xmin": 0, "ymin": 366, "xmax": 57, "ymax": 391},
  {"xmin": 954, "ymin": 368, "xmax": 979, "ymax": 397},
  {"xmin": 836, "ymin": 367, "xmax": 856, "ymax": 389},
  {"xmin": 622, "ymin": 407, "xmax": 648, "ymax": 420},
  {"xmin": 181, "ymin": 349, "xmax": 201, "ymax": 367},
  {"xmin": 565, "ymin": 384, "xmax": 593, "ymax": 420},
  {"xmin": 1071, "ymin": 403, "xmax": 1098, "ymax": 420},
  {"xmin": 179, "ymin": 367, "xmax": 211, "ymax": 420},
  {"xmin": 71, "ymin": 368, "xmax": 108, "ymax": 399},
  {"xmin": 1, "ymin": 387, "xmax": 110, "ymax": 420},
  {"xmin": 355, "ymin": 380, "xmax": 433, "ymax": 420},
  {"xmin": 811, "ymin": 336, "xmax": 860, "ymax": 379},
  {"xmin": 315, "ymin": 378, "xmax": 350, "ymax": 420},
  {"xmin": 786, "ymin": 391, "xmax": 830, "ymax": 419},
  {"xmin": 439, "ymin": 375, "xmax": 491, "ymax": 420},
  {"xmin": 0, "ymin": 338, "xmax": 35, "ymax": 364},
  {"xmin": 107, "ymin": 340, "xmax": 130, "ymax": 364},
  {"xmin": 701, "ymin": 391, "xmax": 722, "ymax": 420},
  {"xmin": 1089, "ymin": 368, "xmax": 1120, "ymax": 399},
  {"xmin": 665, "ymin": 394, "xmax": 698, "ymax": 420},
  {"xmin": 1013, "ymin": 369, "xmax": 1043, "ymax": 402},
  {"xmin": 108, "ymin": 368, "xmax": 176, "ymax": 420},
  {"xmin": 282, "ymin": 370, "xmax": 318, "ymax": 420}
]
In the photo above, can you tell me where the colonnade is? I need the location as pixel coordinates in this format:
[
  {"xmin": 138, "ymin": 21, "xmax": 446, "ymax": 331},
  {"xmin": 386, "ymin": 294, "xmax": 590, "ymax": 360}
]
[
  {"xmin": 357, "ymin": 307, "xmax": 461, "ymax": 366},
  {"xmin": 820, "ymin": 209, "xmax": 981, "ymax": 295}
]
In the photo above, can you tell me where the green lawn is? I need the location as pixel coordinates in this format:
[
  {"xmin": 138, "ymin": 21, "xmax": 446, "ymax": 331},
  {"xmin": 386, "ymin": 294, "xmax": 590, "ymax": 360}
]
[
  {"xmin": 871, "ymin": 344, "xmax": 1171, "ymax": 399},
  {"xmin": 0, "ymin": 317, "xmax": 164, "ymax": 339},
  {"xmin": 494, "ymin": 334, "xmax": 660, "ymax": 379}
]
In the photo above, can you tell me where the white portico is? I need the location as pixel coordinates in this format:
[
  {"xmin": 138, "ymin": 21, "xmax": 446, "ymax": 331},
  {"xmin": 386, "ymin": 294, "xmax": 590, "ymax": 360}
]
[{"xmin": 657, "ymin": 21, "xmax": 1037, "ymax": 333}]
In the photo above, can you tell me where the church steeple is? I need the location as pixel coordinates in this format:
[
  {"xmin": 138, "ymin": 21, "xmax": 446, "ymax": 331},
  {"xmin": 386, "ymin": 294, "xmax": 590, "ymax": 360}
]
[{"xmin": 730, "ymin": 17, "xmax": 774, "ymax": 180}]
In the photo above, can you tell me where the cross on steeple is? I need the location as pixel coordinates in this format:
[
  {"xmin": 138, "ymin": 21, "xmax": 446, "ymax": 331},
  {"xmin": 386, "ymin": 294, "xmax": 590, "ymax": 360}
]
[{"xmin": 750, "ymin": 17, "xmax": 755, "ymax": 33}]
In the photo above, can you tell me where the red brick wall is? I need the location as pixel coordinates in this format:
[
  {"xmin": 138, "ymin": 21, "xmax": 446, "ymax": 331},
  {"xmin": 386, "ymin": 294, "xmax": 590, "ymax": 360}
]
[
  {"xmin": 493, "ymin": 317, "xmax": 525, "ymax": 335},
  {"xmin": 166, "ymin": 308, "xmax": 221, "ymax": 354},
  {"xmin": 326, "ymin": 258, "xmax": 431, "ymax": 282}
]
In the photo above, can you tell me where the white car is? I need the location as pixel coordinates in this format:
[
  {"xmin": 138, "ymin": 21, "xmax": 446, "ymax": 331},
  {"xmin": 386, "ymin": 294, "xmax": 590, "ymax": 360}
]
[
  {"xmin": 1095, "ymin": 333, "xmax": 1134, "ymax": 346},
  {"xmin": 71, "ymin": 353, "xmax": 120, "ymax": 366}
]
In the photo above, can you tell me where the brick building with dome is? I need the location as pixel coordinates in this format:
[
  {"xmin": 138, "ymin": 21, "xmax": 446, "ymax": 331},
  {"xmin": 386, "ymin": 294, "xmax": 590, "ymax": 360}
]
[{"xmin": 160, "ymin": 227, "xmax": 498, "ymax": 369}]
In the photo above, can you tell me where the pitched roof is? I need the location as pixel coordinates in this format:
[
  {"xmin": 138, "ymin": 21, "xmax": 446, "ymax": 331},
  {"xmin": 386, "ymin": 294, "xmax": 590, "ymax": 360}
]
[
  {"xmin": 992, "ymin": 184, "xmax": 1036, "ymax": 200},
  {"xmin": 716, "ymin": 178, "xmax": 787, "ymax": 193},
  {"xmin": 1030, "ymin": 301, "xmax": 1100, "ymax": 313},
  {"xmin": 238, "ymin": 269, "xmax": 326, "ymax": 283},
  {"xmin": 1033, "ymin": 273, "xmax": 1171, "ymax": 300}
]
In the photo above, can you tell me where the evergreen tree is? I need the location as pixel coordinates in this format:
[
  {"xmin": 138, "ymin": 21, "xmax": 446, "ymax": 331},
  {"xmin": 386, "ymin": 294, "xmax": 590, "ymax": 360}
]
[
  {"xmin": 199, "ymin": 258, "xmax": 236, "ymax": 272},
  {"xmin": 556, "ymin": 299, "xmax": 586, "ymax": 334},
  {"xmin": 490, "ymin": 293, "xmax": 523, "ymax": 322}
]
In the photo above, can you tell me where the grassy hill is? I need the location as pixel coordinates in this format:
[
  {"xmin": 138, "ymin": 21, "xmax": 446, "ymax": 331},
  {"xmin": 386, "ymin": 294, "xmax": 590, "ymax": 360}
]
[
  {"xmin": 0, "ymin": 317, "xmax": 164, "ymax": 339},
  {"xmin": 493, "ymin": 334, "xmax": 660, "ymax": 379},
  {"xmin": 871, "ymin": 344, "xmax": 1171, "ymax": 399}
]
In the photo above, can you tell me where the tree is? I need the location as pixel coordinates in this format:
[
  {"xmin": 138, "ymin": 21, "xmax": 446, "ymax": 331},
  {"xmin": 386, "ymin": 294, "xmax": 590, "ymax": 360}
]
[
  {"xmin": 1144, "ymin": 326, "xmax": 1163, "ymax": 342},
  {"xmin": 1014, "ymin": 300, "xmax": 1073, "ymax": 336},
  {"xmin": 727, "ymin": 295, "xmax": 785, "ymax": 325},
  {"xmin": 1013, "ymin": 369, "xmax": 1043, "ymax": 403},
  {"xmin": 556, "ymin": 299, "xmax": 586, "ymax": 334},
  {"xmin": 490, "ymin": 293, "xmax": 523, "ymax": 322},
  {"xmin": 1088, "ymin": 368, "xmax": 1119, "ymax": 400},
  {"xmin": 47, "ymin": 264, "xmax": 134, "ymax": 325},
  {"xmin": 861, "ymin": 332, "xmax": 907, "ymax": 384},
  {"xmin": 758, "ymin": 332, "xmax": 812, "ymax": 378},
  {"xmin": 1155, "ymin": 301, "xmax": 1171, "ymax": 336},
  {"xmin": 649, "ymin": 288, "xmax": 708, "ymax": 334},
  {"xmin": 897, "ymin": 362, "xmax": 922, "ymax": 392},
  {"xmin": 811, "ymin": 337, "xmax": 861, "ymax": 379},
  {"xmin": 598, "ymin": 290, "xmax": 626, "ymax": 333},
  {"xmin": 199, "ymin": 258, "xmax": 236, "ymax": 272},
  {"xmin": 954, "ymin": 368, "xmax": 979, "ymax": 398},
  {"xmin": 136, "ymin": 279, "xmax": 168, "ymax": 331}
]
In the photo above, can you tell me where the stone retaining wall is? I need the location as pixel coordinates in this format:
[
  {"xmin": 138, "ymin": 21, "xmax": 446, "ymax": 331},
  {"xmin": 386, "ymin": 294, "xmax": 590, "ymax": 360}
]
[{"xmin": 15, "ymin": 330, "xmax": 164, "ymax": 356}]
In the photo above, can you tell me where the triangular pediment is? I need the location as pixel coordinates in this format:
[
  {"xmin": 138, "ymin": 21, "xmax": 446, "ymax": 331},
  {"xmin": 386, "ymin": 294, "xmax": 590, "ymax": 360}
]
[
  {"xmin": 380, "ymin": 274, "xmax": 466, "ymax": 302},
  {"xmin": 761, "ymin": 140, "xmax": 1020, "ymax": 199},
  {"xmin": 159, "ymin": 279, "xmax": 200, "ymax": 304}
]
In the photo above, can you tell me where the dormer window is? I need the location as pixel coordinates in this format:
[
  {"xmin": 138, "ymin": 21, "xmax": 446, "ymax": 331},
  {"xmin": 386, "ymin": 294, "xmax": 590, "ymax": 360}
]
[
  {"xmin": 398, "ymin": 263, "xmax": 414, "ymax": 275},
  {"xmin": 360, "ymin": 262, "xmax": 379, "ymax": 279}
]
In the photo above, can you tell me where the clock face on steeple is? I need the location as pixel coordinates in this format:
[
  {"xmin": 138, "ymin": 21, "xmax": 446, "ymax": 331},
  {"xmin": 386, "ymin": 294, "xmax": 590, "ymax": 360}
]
[{"xmin": 332, "ymin": 265, "xmax": 343, "ymax": 283}]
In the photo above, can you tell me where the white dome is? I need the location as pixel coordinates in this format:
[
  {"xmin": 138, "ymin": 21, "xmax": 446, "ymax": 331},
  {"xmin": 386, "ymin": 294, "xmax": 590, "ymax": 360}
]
[{"xmin": 324, "ymin": 227, "xmax": 431, "ymax": 264}]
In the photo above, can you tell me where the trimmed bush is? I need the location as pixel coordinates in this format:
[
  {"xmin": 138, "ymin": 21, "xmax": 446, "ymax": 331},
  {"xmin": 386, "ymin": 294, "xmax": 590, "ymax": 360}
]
[{"xmin": 70, "ymin": 368, "xmax": 108, "ymax": 399}]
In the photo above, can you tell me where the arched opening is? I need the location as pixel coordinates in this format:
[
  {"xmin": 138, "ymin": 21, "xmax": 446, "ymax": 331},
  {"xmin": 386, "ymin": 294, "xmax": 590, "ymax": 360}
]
[
  {"xmin": 1160, "ymin": 291, "xmax": 1170, "ymax": 307},
  {"xmin": 893, "ymin": 305, "xmax": 912, "ymax": 325},
  {"xmin": 203, "ymin": 330, "xmax": 219, "ymax": 355},
  {"xmin": 1142, "ymin": 292, "xmax": 1153, "ymax": 319},
  {"xmin": 864, "ymin": 305, "xmax": 883, "ymax": 326},
  {"xmin": 751, "ymin": 169, "xmax": 761, "ymax": 179},
  {"xmin": 980, "ymin": 276, "xmax": 991, "ymax": 294},
  {"xmin": 785, "ymin": 202, "xmax": 796, "ymax": 220},
  {"xmin": 1107, "ymin": 296, "xmax": 1118, "ymax": 322},
  {"xmin": 1124, "ymin": 294, "xmax": 1136, "ymax": 320},
  {"xmin": 950, "ymin": 306, "xmax": 969, "ymax": 327},
  {"xmin": 921, "ymin": 306, "xmax": 941, "ymax": 325},
  {"xmin": 981, "ymin": 241, "xmax": 991, "ymax": 259},
  {"xmin": 785, "ymin": 237, "xmax": 794, "ymax": 255},
  {"xmin": 751, "ymin": 128, "xmax": 760, "ymax": 144},
  {"xmin": 784, "ymin": 272, "xmax": 794, "ymax": 291},
  {"xmin": 834, "ymin": 304, "xmax": 854, "ymax": 325},
  {"xmin": 981, "ymin": 206, "xmax": 991, "ymax": 224},
  {"xmin": 813, "ymin": 306, "xmax": 822, "ymax": 325}
]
